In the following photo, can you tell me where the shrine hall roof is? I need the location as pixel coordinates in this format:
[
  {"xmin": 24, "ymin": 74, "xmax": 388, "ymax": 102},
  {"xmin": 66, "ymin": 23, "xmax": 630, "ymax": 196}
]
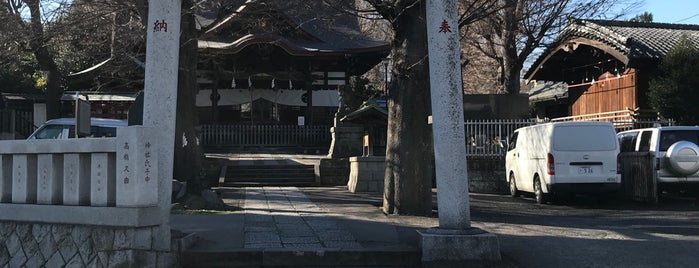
[
  {"xmin": 526, "ymin": 19, "xmax": 699, "ymax": 80},
  {"xmin": 196, "ymin": 1, "xmax": 389, "ymax": 55}
]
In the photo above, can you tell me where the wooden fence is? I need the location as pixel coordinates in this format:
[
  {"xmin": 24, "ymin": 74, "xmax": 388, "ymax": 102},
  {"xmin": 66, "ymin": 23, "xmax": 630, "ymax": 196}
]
[
  {"xmin": 0, "ymin": 109, "xmax": 35, "ymax": 139},
  {"xmin": 619, "ymin": 152, "xmax": 658, "ymax": 203},
  {"xmin": 200, "ymin": 124, "xmax": 332, "ymax": 149}
]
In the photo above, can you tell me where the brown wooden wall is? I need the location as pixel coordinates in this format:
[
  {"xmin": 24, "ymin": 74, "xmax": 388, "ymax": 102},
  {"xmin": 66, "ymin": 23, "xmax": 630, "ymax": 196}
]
[{"xmin": 570, "ymin": 69, "xmax": 637, "ymax": 116}]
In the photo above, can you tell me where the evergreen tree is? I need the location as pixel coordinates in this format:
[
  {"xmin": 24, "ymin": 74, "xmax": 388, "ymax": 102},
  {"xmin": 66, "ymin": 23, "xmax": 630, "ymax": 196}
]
[{"xmin": 649, "ymin": 34, "xmax": 699, "ymax": 125}]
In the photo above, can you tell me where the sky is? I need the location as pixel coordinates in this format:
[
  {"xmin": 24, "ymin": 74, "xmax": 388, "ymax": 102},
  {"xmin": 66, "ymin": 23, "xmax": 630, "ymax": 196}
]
[{"xmin": 635, "ymin": 0, "xmax": 699, "ymax": 24}]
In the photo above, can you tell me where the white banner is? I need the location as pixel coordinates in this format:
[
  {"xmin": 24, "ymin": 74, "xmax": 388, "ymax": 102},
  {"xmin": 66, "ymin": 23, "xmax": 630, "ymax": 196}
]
[{"xmin": 196, "ymin": 89, "xmax": 339, "ymax": 107}]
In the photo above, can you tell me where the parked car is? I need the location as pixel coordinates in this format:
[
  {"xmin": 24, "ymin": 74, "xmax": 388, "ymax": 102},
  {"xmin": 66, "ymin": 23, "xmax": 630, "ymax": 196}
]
[
  {"xmin": 505, "ymin": 121, "xmax": 621, "ymax": 204},
  {"xmin": 617, "ymin": 126, "xmax": 699, "ymax": 195},
  {"xmin": 27, "ymin": 117, "xmax": 127, "ymax": 140}
]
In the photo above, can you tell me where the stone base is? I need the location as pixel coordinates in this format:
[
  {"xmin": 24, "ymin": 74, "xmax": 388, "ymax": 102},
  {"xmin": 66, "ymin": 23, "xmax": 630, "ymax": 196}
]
[
  {"xmin": 318, "ymin": 158, "xmax": 350, "ymax": 186},
  {"xmin": 348, "ymin": 156, "xmax": 385, "ymax": 193},
  {"xmin": 418, "ymin": 227, "xmax": 500, "ymax": 262}
]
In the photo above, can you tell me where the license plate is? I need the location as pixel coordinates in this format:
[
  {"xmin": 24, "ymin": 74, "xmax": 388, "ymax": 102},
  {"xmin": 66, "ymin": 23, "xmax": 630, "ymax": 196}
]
[{"xmin": 578, "ymin": 167, "xmax": 594, "ymax": 174}]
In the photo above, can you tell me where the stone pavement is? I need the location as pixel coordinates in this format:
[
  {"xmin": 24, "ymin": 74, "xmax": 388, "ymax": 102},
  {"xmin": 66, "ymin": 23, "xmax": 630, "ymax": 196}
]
[
  {"xmin": 242, "ymin": 187, "xmax": 363, "ymax": 249},
  {"xmin": 172, "ymin": 186, "xmax": 438, "ymax": 267}
]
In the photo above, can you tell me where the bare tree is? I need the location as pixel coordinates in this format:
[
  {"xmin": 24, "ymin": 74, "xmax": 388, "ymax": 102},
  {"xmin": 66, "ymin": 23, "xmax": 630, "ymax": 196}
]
[
  {"xmin": 0, "ymin": 0, "xmax": 150, "ymax": 115},
  {"xmin": 466, "ymin": 0, "xmax": 641, "ymax": 94},
  {"xmin": 0, "ymin": 0, "xmax": 208, "ymax": 192},
  {"xmin": 0, "ymin": 0, "xmax": 68, "ymax": 119}
]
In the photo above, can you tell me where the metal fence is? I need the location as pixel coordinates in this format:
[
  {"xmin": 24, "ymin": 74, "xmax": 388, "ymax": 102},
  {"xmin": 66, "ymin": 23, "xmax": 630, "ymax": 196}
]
[
  {"xmin": 199, "ymin": 118, "xmax": 672, "ymax": 155},
  {"xmin": 464, "ymin": 119, "xmax": 538, "ymax": 156},
  {"xmin": 612, "ymin": 120, "xmax": 674, "ymax": 132},
  {"xmin": 462, "ymin": 118, "xmax": 673, "ymax": 156}
]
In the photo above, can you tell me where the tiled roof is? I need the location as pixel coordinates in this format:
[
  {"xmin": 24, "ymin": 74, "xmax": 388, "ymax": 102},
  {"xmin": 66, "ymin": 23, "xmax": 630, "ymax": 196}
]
[
  {"xmin": 527, "ymin": 81, "xmax": 568, "ymax": 103},
  {"xmin": 525, "ymin": 19, "xmax": 699, "ymax": 79},
  {"xmin": 572, "ymin": 19, "xmax": 699, "ymax": 59},
  {"xmin": 197, "ymin": 1, "xmax": 389, "ymax": 54}
]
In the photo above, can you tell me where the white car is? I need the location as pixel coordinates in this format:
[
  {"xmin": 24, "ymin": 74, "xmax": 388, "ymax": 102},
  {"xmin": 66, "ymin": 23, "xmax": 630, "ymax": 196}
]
[{"xmin": 27, "ymin": 118, "xmax": 127, "ymax": 139}]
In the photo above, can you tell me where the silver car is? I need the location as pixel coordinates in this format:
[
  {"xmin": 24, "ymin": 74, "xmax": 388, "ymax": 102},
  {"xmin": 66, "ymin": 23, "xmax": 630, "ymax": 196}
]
[
  {"xmin": 618, "ymin": 126, "xmax": 699, "ymax": 194},
  {"xmin": 27, "ymin": 118, "xmax": 127, "ymax": 139}
]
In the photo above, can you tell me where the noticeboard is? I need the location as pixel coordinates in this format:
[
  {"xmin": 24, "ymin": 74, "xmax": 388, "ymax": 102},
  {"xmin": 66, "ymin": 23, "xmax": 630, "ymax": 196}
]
[{"xmin": 75, "ymin": 98, "xmax": 91, "ymax": 137}]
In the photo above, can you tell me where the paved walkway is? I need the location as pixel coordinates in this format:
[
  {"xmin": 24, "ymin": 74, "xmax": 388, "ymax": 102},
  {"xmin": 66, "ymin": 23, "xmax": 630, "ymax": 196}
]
[
  {"xmin": 172, "ymin": 186, "xmax": 435, "ymax": 267},
  {"xmin": 242, "ymin": 187, "xmax": 362, "ymax": 249}
]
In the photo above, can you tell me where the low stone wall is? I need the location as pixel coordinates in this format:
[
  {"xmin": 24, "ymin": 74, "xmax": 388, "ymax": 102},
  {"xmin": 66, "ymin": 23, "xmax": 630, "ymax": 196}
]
[
  {"xmin": 347, "ymin": 156, "xmax": 384, "ymax": 193},
  {"xmin": 467, "ymin": 156, "xmax": 507, "ymax": 194},
  {"xmin": 0, "ymin": 222, "xmax": 176, "ymax": 267},
  {"xmin": 321, "ymin": 156, "xmax": 507, "ymax": 193}
]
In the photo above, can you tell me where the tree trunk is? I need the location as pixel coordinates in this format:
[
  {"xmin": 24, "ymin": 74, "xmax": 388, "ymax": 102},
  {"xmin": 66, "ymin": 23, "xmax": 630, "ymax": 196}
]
[
  {"xmin": 501, "ymin": 0, "xmax": 521, "ymax": 94},
  {"xmin": 173, "ymin": 0, "xmax": 204, "ymax": 185},
  {"xmin": 382, "ymin": 2, "xmax": 433, "ymax": 216},
  {"xmin": 26, "ymin": 0, "xmax": 62, "ymax": 119}
]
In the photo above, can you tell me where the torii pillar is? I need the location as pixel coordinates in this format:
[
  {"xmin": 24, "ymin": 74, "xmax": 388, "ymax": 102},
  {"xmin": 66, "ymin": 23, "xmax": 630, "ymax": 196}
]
[
  {"xmin": 418, "ymin": 0, "xmax": 501, "ymax": 263},
  {"xmin": 143, "ymin": 0, "xmax": 181, "ymax": 251}
]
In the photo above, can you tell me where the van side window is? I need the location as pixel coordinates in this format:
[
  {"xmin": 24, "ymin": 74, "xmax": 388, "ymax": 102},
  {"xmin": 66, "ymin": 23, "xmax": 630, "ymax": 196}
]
[
  {"xmin": 507, "ymin": 132, "xmax": 518, "ymax": 151},
  {"xmin": 619, "ymin": 132, "xmax": 638, "ymax": 152},
  {"xmin": 638, "ymin": 131, "xmax": 653, "ymax": 152}
]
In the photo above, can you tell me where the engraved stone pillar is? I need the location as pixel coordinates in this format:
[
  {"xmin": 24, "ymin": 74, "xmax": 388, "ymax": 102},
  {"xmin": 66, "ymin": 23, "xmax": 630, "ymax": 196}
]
[
  {"xmin": 63, "ymin": 154, "xmax": 90, "ymax": 205},
  {"xmin": 91, "ymin": 153, "xmax": 116, "ymax": 206},
  {"xmin": 1, "ymin": 155, "xmax": 13, "ymax": 202},
  {"xmin": 420, "ymin": 0, "xmax": 500, "ymax": 262},
  {"xmin": 37, "ymin": 154, "xmax": 63, "ymax": 205},
  {"xmin": 12, "ymin": 154, "xmax": 37, "ymax": 204},
  {"xmin": 116, "ymin": 126, "xmax": 158, "ymax": 207},
  {"xmin": 143, "ymin": 0, "xmax": 181, "ymax": 251}
]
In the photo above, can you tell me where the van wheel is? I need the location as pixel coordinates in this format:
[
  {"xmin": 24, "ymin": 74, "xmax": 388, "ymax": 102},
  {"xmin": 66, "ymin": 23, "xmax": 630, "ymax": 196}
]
[
  {"xmin": 509, "ymin": 173, "xmax": 519, "ymax": 197},
  {"xmin": 534, "ymin": 177, "xmax": 546, "ymax": 204}
]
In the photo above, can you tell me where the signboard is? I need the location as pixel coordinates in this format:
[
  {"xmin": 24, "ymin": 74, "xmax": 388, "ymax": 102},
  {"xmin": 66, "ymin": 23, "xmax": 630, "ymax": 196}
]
[{"xmin": 75, "ymin": 98, "xmax": 91, "ymax": 137}]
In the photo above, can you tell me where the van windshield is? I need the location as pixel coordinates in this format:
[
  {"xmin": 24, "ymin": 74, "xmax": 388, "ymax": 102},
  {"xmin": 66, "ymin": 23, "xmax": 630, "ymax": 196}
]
[{"xmin": 553, "ymin": 125, "xmax": 617, "ymax": 151}]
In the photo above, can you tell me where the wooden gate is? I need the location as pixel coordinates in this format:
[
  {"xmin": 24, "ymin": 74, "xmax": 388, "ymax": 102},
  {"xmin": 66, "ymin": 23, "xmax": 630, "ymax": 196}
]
[{"xmin": 619, "ymin": 152, "xmax": 658, "ymax": 203}]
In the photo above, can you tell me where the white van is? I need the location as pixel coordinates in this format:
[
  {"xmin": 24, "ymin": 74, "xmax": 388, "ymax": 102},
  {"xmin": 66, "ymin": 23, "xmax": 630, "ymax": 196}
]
[{"xmin": 505, "ymin": 121, "xmax": 620, "ymax": 204}]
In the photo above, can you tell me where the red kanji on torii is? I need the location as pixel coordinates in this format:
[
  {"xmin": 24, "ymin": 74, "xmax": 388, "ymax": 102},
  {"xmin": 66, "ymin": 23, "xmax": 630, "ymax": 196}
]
[
  {"xmin": 153, "ymin": 20, "xmax": 168, "ymax": 32},
  {"xmin": 438, "ymin": 20, "xmax": 452, "ymax": 33}
]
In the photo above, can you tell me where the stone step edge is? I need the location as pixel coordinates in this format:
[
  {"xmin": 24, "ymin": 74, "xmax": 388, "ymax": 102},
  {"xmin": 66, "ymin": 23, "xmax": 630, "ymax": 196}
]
[{"xmin": 180, "ymin": 248, "xmax": 421, "ymax": 267}]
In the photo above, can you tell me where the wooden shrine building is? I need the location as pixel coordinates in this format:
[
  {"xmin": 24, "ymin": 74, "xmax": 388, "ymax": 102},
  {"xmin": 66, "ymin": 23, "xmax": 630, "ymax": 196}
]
[
  {"xmin": 194, "ymin": 1, "xmax": 389, "ymax": 126},
  {"xmin": 526, "ymin": 19, "xmax": 699, "ymax": 121}
]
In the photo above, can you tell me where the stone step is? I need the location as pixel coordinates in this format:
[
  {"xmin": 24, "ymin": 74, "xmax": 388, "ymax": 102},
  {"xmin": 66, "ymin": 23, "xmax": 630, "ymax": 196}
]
[
  {"xmin": 220, "ymin": 181, "xmax": 316, "ymax": 187},
  {"xmin": 223, "ymin": 164, "xmax": 317, "ymax": 187},
  {"xmin": 180, "ymin": 249, "xmax": 422, "ymax": 268}
]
